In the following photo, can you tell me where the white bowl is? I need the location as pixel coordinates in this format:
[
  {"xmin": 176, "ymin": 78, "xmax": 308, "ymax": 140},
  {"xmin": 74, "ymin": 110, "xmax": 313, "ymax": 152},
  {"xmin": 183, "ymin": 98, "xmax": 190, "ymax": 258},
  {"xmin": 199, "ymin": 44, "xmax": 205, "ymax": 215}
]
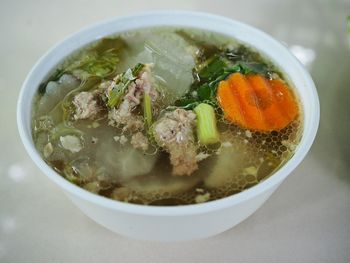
[{"xmin": 17, "ymin": 11, "xmax": 319, "ymax": 242}]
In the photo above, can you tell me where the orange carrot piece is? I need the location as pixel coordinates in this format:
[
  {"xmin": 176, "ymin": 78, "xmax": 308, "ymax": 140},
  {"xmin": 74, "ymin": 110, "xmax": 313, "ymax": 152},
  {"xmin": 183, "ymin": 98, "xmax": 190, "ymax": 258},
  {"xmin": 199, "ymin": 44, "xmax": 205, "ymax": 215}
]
[
  {"xmin": 246, "ymin": 74, "xmax": 287, "ymax": 130},
  {"xmin": 217, "ymin": 73, "xmax": 298, "ymax": 131},
  {"xmin": 228, "ymin": 73, "xmax": 268, "ymax": 131},
  {"xmin": 217, "ymin": 78, "xmax": 246, "ymax": 126},
  {"xmin": 270, "ymin": 79, "xmax": 298, "ymax": 121}
]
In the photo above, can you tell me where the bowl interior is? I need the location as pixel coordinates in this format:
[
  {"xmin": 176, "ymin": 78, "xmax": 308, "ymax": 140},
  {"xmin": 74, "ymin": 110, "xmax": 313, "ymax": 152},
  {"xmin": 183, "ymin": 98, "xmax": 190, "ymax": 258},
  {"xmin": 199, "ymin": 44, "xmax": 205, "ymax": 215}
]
[{"xmin": 17, "ymin": 11, "xmax": 319, "ymax": 215}]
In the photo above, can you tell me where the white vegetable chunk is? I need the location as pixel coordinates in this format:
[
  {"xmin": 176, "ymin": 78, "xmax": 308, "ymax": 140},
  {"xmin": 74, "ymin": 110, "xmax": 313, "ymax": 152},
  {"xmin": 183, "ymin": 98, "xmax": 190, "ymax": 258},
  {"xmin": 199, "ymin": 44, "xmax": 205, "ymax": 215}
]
[
  {"xmin": 59, "ymin": 135, "xmax": 82, "ymax": 153},
  {"xmin": 37, "ymin": 74, "xmax": 80, "ymax": 116},
  {"xmin": 96, "ymin": 141, "xmax": 158, "ymax": 180}
]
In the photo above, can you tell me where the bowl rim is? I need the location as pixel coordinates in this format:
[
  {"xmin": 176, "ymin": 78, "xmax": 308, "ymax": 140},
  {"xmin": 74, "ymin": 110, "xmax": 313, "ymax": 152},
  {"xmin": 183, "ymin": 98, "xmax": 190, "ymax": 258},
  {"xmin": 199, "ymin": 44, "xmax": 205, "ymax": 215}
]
[{"xmin": 17, "ymin": 10, "xmax": 320, "ymax": 216}]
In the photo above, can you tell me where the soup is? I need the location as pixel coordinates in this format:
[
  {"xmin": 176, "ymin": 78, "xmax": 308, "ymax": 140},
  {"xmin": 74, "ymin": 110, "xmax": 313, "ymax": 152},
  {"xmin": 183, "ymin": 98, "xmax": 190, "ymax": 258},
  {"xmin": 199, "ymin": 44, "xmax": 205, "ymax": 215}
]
[{"xmin": 32, "ymin": 27, "xmax": 302, "ymax": 205}]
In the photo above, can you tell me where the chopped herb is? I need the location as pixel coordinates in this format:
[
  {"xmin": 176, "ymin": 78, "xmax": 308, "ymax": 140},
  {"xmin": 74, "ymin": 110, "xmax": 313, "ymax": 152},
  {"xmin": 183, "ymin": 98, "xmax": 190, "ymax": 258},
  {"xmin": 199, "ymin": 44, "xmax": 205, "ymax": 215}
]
[
  {"xmin": 107, "ymin": 63, "xmax": 144, "ymax": 108},
  {"xmin": 197, "ymin": 55, "xmax": 229, "ymax": 81}
]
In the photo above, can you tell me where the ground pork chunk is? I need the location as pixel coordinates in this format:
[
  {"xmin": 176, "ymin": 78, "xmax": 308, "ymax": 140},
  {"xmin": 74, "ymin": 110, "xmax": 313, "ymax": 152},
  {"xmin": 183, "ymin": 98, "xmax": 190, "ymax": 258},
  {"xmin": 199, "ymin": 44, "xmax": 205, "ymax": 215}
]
[
  {"xmin": 131, "ymin": 132, "xmax": 149, "ymax": 151},
  {"xmin": 108, "ymin": 92, "xmax": 144, "ymax": 131},
  {"xmin": 73, "ymin": 91, "xmax": 99, "ymax": 120},
  {"xmin": 153, "ymin": 108, "xmax": 198, "ymax": 176}
]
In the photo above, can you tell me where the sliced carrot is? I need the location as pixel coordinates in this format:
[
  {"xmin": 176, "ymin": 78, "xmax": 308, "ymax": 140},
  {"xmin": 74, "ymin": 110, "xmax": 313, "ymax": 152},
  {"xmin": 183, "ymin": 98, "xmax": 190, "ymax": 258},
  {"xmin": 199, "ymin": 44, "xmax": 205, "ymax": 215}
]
[
  {"xmin": 270, "ymin": 79, "xmax": 299, "ymax": 121},
  {"xmin": 217, "ymin": 72, "xmax": 298, "ymax": 131},
  {"xmin": 217, "ymin": 80, "xmax": 246, "ymax": 126}
]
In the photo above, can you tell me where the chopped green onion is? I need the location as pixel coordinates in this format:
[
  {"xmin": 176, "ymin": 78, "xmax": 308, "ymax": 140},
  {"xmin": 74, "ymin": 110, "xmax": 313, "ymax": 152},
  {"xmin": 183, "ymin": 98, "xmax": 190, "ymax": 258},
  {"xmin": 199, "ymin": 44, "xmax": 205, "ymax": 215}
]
[
  {"xmin": 143, "ymin": 93, "xmax": 152, "ymax": 129},
  {"xmin": 194, "ymin": 103, "xmax": 220, "ymax": 145},
  {"xmin": 107, "ymin": 83, "xmax": 125, "ymax": 108},
  {"xmin": 130, "ymin": 63, "xmax": 144, "ymax": 77}
]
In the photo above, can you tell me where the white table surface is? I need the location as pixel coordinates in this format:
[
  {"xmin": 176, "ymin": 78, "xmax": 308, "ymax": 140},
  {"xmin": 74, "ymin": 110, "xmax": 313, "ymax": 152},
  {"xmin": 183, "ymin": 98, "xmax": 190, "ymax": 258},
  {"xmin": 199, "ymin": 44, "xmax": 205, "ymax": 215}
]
[{"xmin": 1, "ymin": 0, "xmax": 349, "ymax": 262}]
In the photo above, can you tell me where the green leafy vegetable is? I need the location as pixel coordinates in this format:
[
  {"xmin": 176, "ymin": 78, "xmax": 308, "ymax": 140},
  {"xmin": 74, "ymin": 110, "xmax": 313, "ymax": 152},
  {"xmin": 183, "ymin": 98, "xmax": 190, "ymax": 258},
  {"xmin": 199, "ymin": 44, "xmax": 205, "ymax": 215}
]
[
  {"xmin": 66, "ymin": 49, "xmax": 119, "ymax": 79},
  {"xmin": 197, "ymin": 55, "xmax": 229, "ymax": 81},
  {"xmin": 107, "ymin": 63, "xmax": 144, "ymax": 108},
  {"xmin": 194, "ymin": 103, "xmax": 220, "ymax": 145}
]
